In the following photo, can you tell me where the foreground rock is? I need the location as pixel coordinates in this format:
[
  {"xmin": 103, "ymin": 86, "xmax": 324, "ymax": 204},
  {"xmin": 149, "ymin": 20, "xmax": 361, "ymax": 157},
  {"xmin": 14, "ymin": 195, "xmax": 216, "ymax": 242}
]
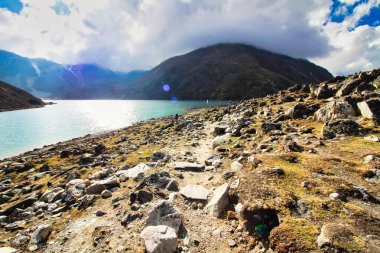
[
  {"xmin": 140, "ymin": 225, "xmax": 177, "ymax": 253},
  {"xmin": 145, "ymin": 201, "xmax": 182, "ymax": 233},
  {"xmin": 171, "ymin": 162, "xmax": 205, "ymax": 172},
  {"xmin": 322, "ymin": 119, "xmax": 362, "ymax": 139},
  {"xmin": 206, "ymin": 184, "xmax": 230, "ymax": 217},
  {"xmin": 317, "ymin": 223, "xmax": 362, "ymax": 251}
]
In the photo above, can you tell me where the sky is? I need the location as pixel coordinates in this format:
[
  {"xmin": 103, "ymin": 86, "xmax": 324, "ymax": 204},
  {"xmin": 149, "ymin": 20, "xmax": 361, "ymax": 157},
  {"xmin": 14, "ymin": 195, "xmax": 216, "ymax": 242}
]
[{"xmin": 0, "ymin": 0, "xmax": 379, "ymax": 75}]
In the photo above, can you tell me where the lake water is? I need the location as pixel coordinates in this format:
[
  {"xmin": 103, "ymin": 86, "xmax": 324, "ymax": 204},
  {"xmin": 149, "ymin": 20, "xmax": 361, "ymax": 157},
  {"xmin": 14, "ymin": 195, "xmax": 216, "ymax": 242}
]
[{"xmin": 0, "ymin": 100, "xmax": 226, "ymax": 159}]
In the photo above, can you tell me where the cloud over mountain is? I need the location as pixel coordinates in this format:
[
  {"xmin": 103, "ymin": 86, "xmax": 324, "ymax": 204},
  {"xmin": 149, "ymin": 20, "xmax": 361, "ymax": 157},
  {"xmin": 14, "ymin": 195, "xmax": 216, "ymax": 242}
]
[{"xmin": 0, "ymin": 0, "xmax": 379, "ymax": 75}]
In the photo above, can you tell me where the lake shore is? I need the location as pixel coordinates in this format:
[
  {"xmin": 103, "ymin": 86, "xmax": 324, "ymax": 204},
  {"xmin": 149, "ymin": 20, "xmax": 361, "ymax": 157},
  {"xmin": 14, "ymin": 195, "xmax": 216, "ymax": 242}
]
[{"xmin": 0, "ymin": 71, "xmax": 379, "ymax": 252}]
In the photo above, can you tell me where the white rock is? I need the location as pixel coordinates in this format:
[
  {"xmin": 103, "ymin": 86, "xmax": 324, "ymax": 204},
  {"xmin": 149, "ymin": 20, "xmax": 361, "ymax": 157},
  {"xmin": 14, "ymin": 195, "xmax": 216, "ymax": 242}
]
[
  {"xmin": 116, "ymin": 163, "xmax": 150, "ymax": 179},
  {"xmin": 141, "ymin": 225, "xmax": 177, "ymax": 253},
  {"xmin": 364, "ymin": 135, "xmax": 380, "ymax": 142},
  {"xmin": 230, "ymin": 161, "xmax": 243, "ymax": 171},
  {"xmin": 206, "ymin": 184, "xmax": 230, "ymax": 217},
  {"xmin": 180, "ymin": 185, "xmax": 209, "ymax": 201},
  {"xmin": 0, "ymin": 247, "xmax": 18, "ymax": 253}
]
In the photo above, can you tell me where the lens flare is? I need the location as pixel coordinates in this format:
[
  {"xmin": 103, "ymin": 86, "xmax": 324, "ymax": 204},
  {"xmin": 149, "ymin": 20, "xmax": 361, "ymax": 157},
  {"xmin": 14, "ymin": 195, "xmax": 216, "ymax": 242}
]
[{"xmin": 163, "ymin": 84, "xmax": 170, "ymax": 92}]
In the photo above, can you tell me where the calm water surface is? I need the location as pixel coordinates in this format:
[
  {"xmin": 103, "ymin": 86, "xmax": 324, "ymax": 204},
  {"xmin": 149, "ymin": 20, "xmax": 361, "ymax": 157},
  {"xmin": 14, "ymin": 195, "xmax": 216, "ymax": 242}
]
[{"xmin": 0, "ymin": 100, "xmax": 226, "ymax": 159}]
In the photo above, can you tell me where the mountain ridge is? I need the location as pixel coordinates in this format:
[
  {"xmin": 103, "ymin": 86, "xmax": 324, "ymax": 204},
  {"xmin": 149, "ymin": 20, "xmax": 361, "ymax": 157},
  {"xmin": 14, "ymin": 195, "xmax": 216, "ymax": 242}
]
[{"xmin": 124, "ymin": 43, "xmax": 333, "ymax": 100}]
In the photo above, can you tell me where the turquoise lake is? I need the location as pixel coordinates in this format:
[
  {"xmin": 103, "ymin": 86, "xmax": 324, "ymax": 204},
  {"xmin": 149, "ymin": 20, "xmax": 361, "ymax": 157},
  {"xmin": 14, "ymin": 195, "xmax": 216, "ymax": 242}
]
[{"xmin": 0, "ymin": 100, "xmax": 227, "ymax": 159}]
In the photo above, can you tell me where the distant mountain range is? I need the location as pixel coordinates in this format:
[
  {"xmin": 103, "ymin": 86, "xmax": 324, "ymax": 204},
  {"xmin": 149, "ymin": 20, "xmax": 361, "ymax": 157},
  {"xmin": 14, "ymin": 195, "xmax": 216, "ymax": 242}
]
[
  {"xmin": 0, "ymin": 44, "xmax": 333, "ymax": 100},
  {"xmin": 0, "ymin": 50, "xmax": 146, "ymax": 98},
  {"xmin": 0, "ymin": 79, "xmax": 45, "ymax": 112}
]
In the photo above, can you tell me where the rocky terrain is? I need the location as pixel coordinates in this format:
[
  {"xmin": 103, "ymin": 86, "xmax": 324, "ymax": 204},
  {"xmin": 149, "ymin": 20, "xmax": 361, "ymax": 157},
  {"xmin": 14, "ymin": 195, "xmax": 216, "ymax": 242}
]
[
  {"xmin": 125, "ymin": 43, "xmax": 333, "ymax": 100},
  {"xmin": 0, "ymin": 80, "xmax": 45, "ymax": 112},
  {"xmin": 0, "ymin": 68, "xmax": 379, "ymax": 253}
]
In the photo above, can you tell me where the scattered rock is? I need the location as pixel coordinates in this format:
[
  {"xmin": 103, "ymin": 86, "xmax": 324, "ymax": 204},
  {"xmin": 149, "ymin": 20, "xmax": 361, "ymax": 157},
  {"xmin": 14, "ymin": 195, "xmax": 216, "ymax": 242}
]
[
  {"xmin": 171, "ymin": 162, "xmax": 205, "ymax": 172},
  {"xmin": 30, "ymin": 224, "xmax": 51, "ymax": 245},
  {"xmin": 140, "ymin": 225, "xmax": 177, "ymax": 253},
  {"xmin": 145, "ymin": 201, "xmax": 181, "ymax": 233},
  {"xmin": 230, "ymin": 161, "xmax": 243, "ymax": 171},
  {"xmin": 180, "ymin": 185, "xmax": 209, "ymax": 201},
  {"xmin": 206, "ymin": 184, "xmax": 230, "ymax": 218},
  {"xmin": 317, "ymin": 223, "xmax": 359, "ymax": 251},
  {"xmin": 357, "ymin": 99, "xmax": 380, "ymax": 121}
]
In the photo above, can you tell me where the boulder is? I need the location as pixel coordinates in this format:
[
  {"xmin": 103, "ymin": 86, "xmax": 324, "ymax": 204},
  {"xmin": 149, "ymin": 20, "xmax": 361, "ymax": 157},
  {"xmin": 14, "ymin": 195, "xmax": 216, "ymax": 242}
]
[
  {"xmin": 212, "ymin": 133, "xmax": 231, "ymax": 147},
  {"xmin": 314, "ymin": 98, "xmax": 358, "ymax": 121},
  {"xmin": 317, "ymin": 223, "xmax": 357, "ymax": 251},
  {"xmin": 65, "ymin": 179, "xmax": 86, "ymax": 200},
  {"xmin": 86, "ymin": 176, "xmax": 120, "ymax": 195},
  {"xmin": 213, "ymin": 125, "xmax": 228, "ymax": 136},
  {"xmin": 261, "ymin": 122, "xmax": 282, "ymax": 133},
  {"xmin": 138, "ymin": 172, "xmax": 171, "ymax": 189},
  {"xmin": 230, "ymin": 161, "xmax": 243, "ymax": 171},
  {"xmin": 39, "ymin": 188, "xmax": 64, "ymax": 203},
  {"xmin": 315, "ymin": 83, "xmax": 334, "ymax": 99},
  {"xmin": 285, "ymin": 104, "xmax": 312, "ymax": 119},
  {"xmin": 140, "ymin": 225, "xmax": 177, "ymax": 253},
  {"xmin": 145, "ymin": 201, "xmax": 181, "ymax": 233},
  {"xmin": 336, "ymin": 77, "xmax": 362, "ymax": 97},
  {"xmin": 30, "ymin": 224, "xmax": 51, "ymax": 245},
  {"xmin": 116, "ymin": 163, "xmax": 150, "ymax": 179},
  {"xmin": 322, "ymin": 119, "xmax": 362, "ymax": 139},
  {"xmin": 206, "ymin": 184, "xmax": 230, "ymax": 218},
  {"xmin": 357, "ymin": 99, "xmax": 380, "ymax": 121},
  {"xmin": 171, "ymin": 162, "xmax": 204, "ymax": 172},
  {"xmin": 180, "ymin": 185, "xmax": 209, "ymax": 201}
]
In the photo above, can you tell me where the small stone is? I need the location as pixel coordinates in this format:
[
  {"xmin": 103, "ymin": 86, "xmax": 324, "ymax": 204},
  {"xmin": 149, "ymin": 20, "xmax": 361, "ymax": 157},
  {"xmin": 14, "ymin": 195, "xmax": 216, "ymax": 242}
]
[
  {"xmin": 227, "ymin": 239, "xmax": 237, "ymax": 247},
  {"xmin": 101, "ymin": 190, "xmax": 112, "ymax": 198},
  {"xmin": 230, "ymin": 161, "xmax": 243, "ymax": 171},
  {"xmin": 95, "ymin": 210, "xmax": 107, "ymax": 217},
  {"xmin": 329, "ymin": 192, "xmax": 341, "ymax": 200}
]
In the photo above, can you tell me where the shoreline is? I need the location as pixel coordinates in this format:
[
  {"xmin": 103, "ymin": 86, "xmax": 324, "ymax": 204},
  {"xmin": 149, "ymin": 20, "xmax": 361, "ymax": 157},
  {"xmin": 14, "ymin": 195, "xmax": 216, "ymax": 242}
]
[{"xmin": 0, "ymin": 104, "xmax": 224, "ymax": 162}]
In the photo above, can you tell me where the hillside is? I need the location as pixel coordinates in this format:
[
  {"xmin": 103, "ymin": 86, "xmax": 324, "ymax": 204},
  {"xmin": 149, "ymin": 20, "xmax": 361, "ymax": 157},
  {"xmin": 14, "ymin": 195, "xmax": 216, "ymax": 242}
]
[
  {"xmin": 124, "ymin": 44, "xmax": 333, "ymax": 100},
  {"xmin": 0, "ymin": 68, "xmax": 379, "ymax": 253},
  {"xmin": 0, "ymin": 50, "xmax": 146, "ymax": 99},
  {"xmin": 0, "ymin": 80, "xmax": 45, "ymax": 112}
]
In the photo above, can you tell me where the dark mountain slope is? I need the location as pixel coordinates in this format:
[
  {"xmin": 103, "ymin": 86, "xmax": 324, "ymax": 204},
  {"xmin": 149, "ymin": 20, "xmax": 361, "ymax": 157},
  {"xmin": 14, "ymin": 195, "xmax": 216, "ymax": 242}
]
[
  {"xmin": 124, "ymin": 43, "xmax": 333, "ymax": 100},
  {"xmin": 0, "ymin": 80, "xmax": 45, "ymax": 112}
]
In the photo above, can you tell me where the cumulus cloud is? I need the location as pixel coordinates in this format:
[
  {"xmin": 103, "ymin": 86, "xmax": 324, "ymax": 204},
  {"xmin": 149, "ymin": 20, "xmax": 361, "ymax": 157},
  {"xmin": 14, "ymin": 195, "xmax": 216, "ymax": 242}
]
[{"xmin": 0, "ymin": 0, "xmax": 379, "ymax": 75}]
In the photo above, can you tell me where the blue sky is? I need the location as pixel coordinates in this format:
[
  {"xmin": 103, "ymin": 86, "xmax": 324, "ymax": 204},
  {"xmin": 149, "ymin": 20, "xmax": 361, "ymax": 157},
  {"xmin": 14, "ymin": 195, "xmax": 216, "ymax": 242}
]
[{"xmin": 0, "ymin": 0, "xmax": 379, "ymax": 75}]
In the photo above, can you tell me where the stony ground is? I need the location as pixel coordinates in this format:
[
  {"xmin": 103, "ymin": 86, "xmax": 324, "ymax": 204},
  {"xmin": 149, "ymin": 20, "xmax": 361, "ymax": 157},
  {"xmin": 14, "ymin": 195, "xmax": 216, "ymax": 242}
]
[{"xmin": 0, "ymin": 69, "xmax": 380, "ymax": 253}]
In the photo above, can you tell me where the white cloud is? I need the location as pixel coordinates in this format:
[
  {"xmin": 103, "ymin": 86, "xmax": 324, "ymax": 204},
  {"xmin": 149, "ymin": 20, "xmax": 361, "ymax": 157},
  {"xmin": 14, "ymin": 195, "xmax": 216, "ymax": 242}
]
[{"xmin": 0, "ymin": 0, "xmax": 379, "ymax": 75}]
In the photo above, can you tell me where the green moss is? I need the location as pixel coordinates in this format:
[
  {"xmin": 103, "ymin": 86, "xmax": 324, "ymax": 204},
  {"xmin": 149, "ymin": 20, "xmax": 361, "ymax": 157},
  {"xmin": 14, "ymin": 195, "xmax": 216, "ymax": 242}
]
[{"xmin": 269, "ymin": 217, "xmax": 319, "ymax": 252}]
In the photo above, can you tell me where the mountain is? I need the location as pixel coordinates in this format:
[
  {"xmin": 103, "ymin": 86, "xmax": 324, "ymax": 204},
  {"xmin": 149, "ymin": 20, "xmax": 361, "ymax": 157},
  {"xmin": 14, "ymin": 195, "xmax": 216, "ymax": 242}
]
[
  {"xmin": 0, "ymin": 79, "xmax": 45, "ymax": 112},
  {"xmin": 124, "ymin": 43, "xmax": 333, "ymax": 100},
  {"xmin": 0, "ymin": 50, "xmax": 146, "ymax": 98}
]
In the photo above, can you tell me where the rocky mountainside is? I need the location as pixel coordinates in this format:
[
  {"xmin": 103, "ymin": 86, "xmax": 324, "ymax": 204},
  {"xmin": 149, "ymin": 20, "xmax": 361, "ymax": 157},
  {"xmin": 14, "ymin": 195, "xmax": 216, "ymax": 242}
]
[
  {"xmin": 0, "ymin": 69, "xmax": 379, "ymax": 253},
  {"xmin": 0, "ymin": 80, "xmax": 45, "ymax": 112},
  {"xmin": 0, "ymin": 50, "xmax": 146, "ymax": 99},
  {"xmin": 124, "ymin": 44, "xmax": 333, "ymax": 100}
]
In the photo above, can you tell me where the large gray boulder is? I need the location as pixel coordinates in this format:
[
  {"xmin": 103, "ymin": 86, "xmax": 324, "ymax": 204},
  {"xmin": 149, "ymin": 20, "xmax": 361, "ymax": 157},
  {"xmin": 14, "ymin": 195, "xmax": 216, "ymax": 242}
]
[
  {"xmin": 314, "ymin": 98, "xmax": 358, "ymax": 121},
  {"xmin": 206, "ymin": 184, "xmax": 230, "ymax": 218},
  {"xmin": 336, "ymin": 77, "xmax": 362, "ymax": 97},
  {"xmin": 145, "ymin": 201, "xmax": 182, "ymax": 233},
  {"xmin": 140, "ymin": 225, "xmax": 177, "ymax": 253},
  {"xmin": 322, "ymin": 119, "xmax": 362, "ymax": 139},
  {"xmin": 30, "ymin": 224, "xmax": 51, "ymax": 245}
]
